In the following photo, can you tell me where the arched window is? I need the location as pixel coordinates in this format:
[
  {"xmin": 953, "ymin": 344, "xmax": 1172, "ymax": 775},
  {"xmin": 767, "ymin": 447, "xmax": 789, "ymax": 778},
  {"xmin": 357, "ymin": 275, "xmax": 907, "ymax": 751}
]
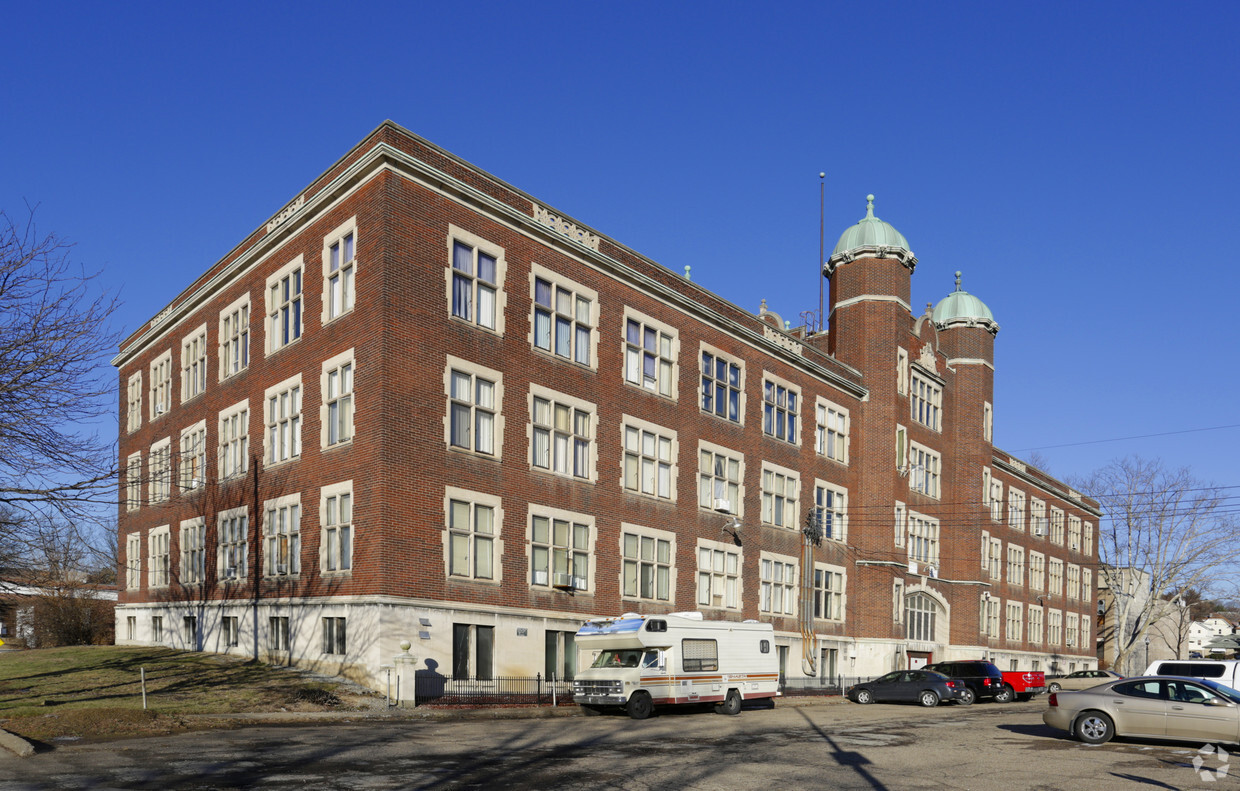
[{"xmin": 905, "ymin": 592, "xmax": 938, "ymax": 642}]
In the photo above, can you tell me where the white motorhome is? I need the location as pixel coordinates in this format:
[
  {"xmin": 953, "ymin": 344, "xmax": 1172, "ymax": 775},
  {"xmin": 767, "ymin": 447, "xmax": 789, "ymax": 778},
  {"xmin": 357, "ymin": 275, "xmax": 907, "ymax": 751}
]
[
  {"xmin": 1144, "ymin": 659, "xmax": 1240, "ymax": 689},
  {"xmin": 571, "ymin": 611, "xmax": 779, "ymax": 719}
]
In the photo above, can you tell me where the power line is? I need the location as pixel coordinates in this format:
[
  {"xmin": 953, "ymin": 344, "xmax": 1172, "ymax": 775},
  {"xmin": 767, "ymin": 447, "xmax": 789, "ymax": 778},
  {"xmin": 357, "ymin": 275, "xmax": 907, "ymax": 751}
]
[{"xmin": 1012, "ymin": 423, "xmax": 1240, "ymax": 452}]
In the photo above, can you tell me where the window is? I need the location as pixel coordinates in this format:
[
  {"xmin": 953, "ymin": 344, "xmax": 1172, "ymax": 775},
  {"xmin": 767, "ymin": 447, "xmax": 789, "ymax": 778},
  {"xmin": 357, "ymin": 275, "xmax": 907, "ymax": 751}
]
[
  {"xmin": 1006, "ymin": 544, "xmax": 1025, "ymax": 586},
  {"xmin": 759, "ymin": 554, "xmax": 797, "ymax": 616},
  {"xmin": 985, "ymin": 470, "xmax": 1003, "ymax": 522},
  {"xmin": 894, "ymin": 502, "xmax": 906, "ymax": 548},
  {"xmin": 700, "ymin": 346, "xmax": 742, "ymax": 422},
  {"xmin": 813, "ymin": 482, "xmax": 848, "ymax": 542},
  {"xmin": 1029, "ymin": 551, "xmax": 1046, "ymax": 591},
  {"xmin": 983, "ymin": 401, "xmax": 993, "ymax": 443},
  {"xmin": 449, "ymin": 231, "xmax": 501, "ymax": 332},
  {"xmin": 1050, "ymin": 507, "xmax": 1065, "ymax": 545},
  {"xmin": 269, "ymin": 616, "xmax": 290, "ymax": 652},
  {"xmin": 530, "ymin": 387, "xmax": 594, "ymax": 480},
  {"xmin": 218, "ymin": 400, "xmax": 249, "ymax": 480},
  {"xmin": 446, "ymin": 357, "xmax": 501, "ymax": 457},
  {"xmin": 697, "ymin": 539, "xmax": 740, "ymax": 610},
  {"xmin": 218, "ymin": 507, "xmax": 248, "ymax": 582},
  {"xmin": 125, "ymin": 533, "xmax": 141, "ymax": 589},
  {"xmin": 180, "ymin": 517, "xmax": 205, "ymax": 585},
  {"xmin": 1028, "ymin": 606, "xmax": 1044, "ymax": 644},
  {"xmin": 814, "ymin": 563, "xmax": 845, "ymax": 621},
  {"xmin": 981, "ymin": 596, "xmax": 1000, "ymax": 638},
  {"xmin": 181, "ymin": 324, "xmax": 208, "ymax": 402},
  {"xmin": 1031, "ymin": 498, "xmax": 1047, "ymax": 538},
  {"xmin": 323, "ymin": 218, "xmax": 356, "ymax": 322},
  {"xmin": 219, "ymin": 295, "xmax": 250, "ymax": 379},
  {"xmin": 1079, "ymin": 613, "xmax": 1090, "ymax": 648},
  {"xmin": 621, "ymin": 310, "xmax": 678, "ymax": 399},
  {"xmin": 910, "ymin": 370, "xmax": 941, "ymax": 430},
  {"xmin": 1066, "ymin": 613, "xmax": 1079, "ymax": 647},
  {"xmin": 1068, "ymin": 516, "xmax": 1082, "ymax": 551},
  {"xmin": 532, "ymin": 264, "xmax": 595, "ymax": 365},
  {"xmin": 682, "ymin": 639, "xmax": 719, "ymax": 672},
  {"xmin": 321, "ymin": 351, "xmax": 354, "ymax": 448},
  {"xmin": 815, "ymin": 398, "xmax": 849, "ymax": 463},
  {"xmin": 322, "ymin": 482, "xmax": 353, "ymax": 574},
  {"xmin": 907, "ymin": 511, "xmax": 939, "ymax": 566},
  {"xmin": 126, "ymin": 452, "xmax": 142, "ymax": 511},
  {"xmin": 1048, "ymin": 558, "xmax": 1064, "ymax": 596},
  {"xmin": 222, "ymin": 616, "xmax": 239, "ymax": 648},
  {"xmin": 897, "ymin": 348, "xmax": 909, "ymax": 395},
  {"xmin": 446, "ymin": 488, "xmax": 498, "ymax": 581},
  {"xmin": 148, "ymin": 525, "xmax": 170, "ymax": 588},
  {"xmin": 322, "ymin": 617, "xmax": 347, "ymax": 655},
  {"xmin": 761, "ymin": 375, "xmax": 799, "ymax": 444},
  {"xmin": 1009, "ymin": 488, "xmax": 1026, "ymax": 531},
  {"xmin": 179, "ymin": 421, "xmax": 207, "ymax": 491},
  {"xmin": 264, "ymin": 494, "xmax": 301, "ymax": 577},
  {"xmin": 698, "ymin": 442, "xmax": 742, "ymax": 515},
  {"xmin": 149, "ymin": 438, "xmax": 171, "ymax": 503},
  {"xmin": 908, "ymin": 442, "xmax": 940, "ymax": 498},
  {"xmin": 452, "ymin": 623, "xmax": 495, "ymax": 680},
  {"xmin": 530, "ymin": 509, "xmax": 591, "ymax": 591},
  {"xmin": 545, "ymin": 630, "xmax": 577, "ymax": 682},
  {"xmin": 265, "ymin": 376, "xmax": 302, "ymax": 465},
  {"xmin": 1084, "ymin": 522, "xmax": 1093, "ymax": 556},
  {"xmin": 1006, "ymin": 602, "xmax": 1023, "ymax": 641},
  {"xmin": 905, "ymin": 592, "xmax": 937, "ymax": 641},
  {"xmin": 1066, "ymin": 564, "xmax": 1080, "ymax": 600},
  {"xmin": 126, "ymin": 616, "xmax": 137, "ymax": 640},
  {"xmin": 127, "ymin": 371, "xmax": 142, "ymax": 432},
  {"xmin": 621, "ymin": 525, "xmax": 673, "ymax": 602},
  {"xmin": 985, "ymin": 536, "xmax": 1002, "ymax": 580},
  {"xmin": 150, "ymin": 350, "xmax": 172, "ymax": 419},
  {"xmin": 1048, "ymin": 610, "xmax": 1063, "ymax": 645},
  {"xmin": 760, "ymin": 462, "xmax": 799, "ymax": 529},
  {"xmin": 183, "ymin": 616, "xmax": 197, "ymax": 649},
  {"xmin": 151, "ymin": 616, "xmax": 164, "ymax": 643},
  {"xmin": 1082, "ymin": 568, "xmax": 1092, "ymax": 603},
  {"xmin": 266, "ymin": 256, "xmax": 304, "ymax": 352},
  {"xmin": 622, "ymin": 418, "xmax": 677, "ymax": 501}
]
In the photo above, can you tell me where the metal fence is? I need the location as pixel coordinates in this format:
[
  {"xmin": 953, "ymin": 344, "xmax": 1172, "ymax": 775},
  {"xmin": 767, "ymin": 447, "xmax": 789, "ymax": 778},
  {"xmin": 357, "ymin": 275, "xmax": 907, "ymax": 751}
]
[
  {"xmin": 779, "ymin": 675, "xmax": 871, "ymax": 697},
  {"xmin": 413, "ymin": 674, "xmax": 575, "ymax": 706}
]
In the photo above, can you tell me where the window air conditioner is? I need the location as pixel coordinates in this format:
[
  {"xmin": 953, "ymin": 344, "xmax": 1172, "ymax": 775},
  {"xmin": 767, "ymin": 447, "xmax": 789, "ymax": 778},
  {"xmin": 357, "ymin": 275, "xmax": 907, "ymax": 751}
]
[
  {"xmin": 573, "ymin": 576, "xmax": 588, "ymax": 590},
  {"xmin": 908, "ymin": 561, "xmax": 918, "ymax": 575},
  {"xmin": 552, "ymin": 572, "xmax": 575, "ymax": 590},
  {"xmin": 533, "ymin": 570, "xmax": 548, "ymax": 586},
  {"xmin": 713, "ymin": 498, "xmax": 732, "ymax": 514},
  {"xmin": 225, "ymin": 566, "xmax": 237, "ymax": 578},
  {"xmin": 1033, "ymin": 525, "xmax": 1048, "ymax": 537}
]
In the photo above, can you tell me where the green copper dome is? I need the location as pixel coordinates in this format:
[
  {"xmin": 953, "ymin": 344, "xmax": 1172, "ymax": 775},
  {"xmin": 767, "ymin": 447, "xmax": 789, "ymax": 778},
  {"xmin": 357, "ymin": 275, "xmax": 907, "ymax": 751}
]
[
  {"xmin": 825, "ymin": 194, "xmax": 916, "ymax": 274},
  {"xmin": 933, "ymin": 271, "xmax": 999, "ymax": 334}
]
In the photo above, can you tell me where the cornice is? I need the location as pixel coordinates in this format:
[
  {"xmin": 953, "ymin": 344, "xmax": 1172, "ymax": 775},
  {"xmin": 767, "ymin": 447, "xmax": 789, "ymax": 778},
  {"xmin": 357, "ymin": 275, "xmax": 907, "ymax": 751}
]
[{"xmin": 993, "ymin": 455, "xmax": 1103, "ymax": 516}]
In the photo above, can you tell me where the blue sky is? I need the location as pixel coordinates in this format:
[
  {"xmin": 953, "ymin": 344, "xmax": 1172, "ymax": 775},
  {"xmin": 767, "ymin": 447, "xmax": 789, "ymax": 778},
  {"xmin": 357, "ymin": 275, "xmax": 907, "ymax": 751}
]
[{"xmin": 4, "ymin": 1, "xmax": 1238, "ymax": 488}]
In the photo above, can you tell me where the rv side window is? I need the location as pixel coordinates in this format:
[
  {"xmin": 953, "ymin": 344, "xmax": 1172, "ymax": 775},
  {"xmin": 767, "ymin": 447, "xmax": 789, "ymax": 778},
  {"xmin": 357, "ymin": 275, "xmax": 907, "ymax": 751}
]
[
  {"xmin": 683, "ymin": 638, "xmax": 719, "ymax": 672},
  {"xmin": 646, "ymin": 620, "xmax": 667, "ymax": 632},
  {"xmin": 760, "ymin": 640, "xmax": 770, "ymax": 653}
]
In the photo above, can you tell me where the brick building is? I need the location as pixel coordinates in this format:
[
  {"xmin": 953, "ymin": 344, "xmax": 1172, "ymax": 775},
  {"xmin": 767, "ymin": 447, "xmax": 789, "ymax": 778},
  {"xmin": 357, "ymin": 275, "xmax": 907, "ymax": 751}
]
[{"xmin": 114, "ymin": 121, "xmax": 1100, "ymax": 687}]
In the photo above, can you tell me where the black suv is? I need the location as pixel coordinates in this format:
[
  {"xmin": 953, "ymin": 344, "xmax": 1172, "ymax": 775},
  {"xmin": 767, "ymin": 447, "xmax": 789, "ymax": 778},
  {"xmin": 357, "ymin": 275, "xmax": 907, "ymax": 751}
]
[{"xmin": 922, "ymin": 660, "xmax": 1012, "ymax": 704}]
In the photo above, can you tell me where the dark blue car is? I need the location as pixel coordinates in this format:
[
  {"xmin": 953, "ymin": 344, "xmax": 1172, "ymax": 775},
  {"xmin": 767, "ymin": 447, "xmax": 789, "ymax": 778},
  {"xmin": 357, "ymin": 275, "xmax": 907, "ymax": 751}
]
[{"xmin": 847, "ymin": 670, "xmax": 972, "ymax": 707}]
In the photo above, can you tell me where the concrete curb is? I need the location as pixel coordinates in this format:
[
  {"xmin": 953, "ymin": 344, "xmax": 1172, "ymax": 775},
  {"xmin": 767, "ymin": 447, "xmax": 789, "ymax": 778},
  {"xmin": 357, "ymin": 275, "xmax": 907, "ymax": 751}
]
[{"xmin": 0, "ymin": 728, "xmax": 35, "ymax": 758}]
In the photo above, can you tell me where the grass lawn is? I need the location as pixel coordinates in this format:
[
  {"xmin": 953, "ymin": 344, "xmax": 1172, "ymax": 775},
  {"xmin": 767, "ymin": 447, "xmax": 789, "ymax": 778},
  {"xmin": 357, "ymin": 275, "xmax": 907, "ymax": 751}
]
[{"xmin": 0, "ymin": 646, "xmax": 375, "ymax": 743}]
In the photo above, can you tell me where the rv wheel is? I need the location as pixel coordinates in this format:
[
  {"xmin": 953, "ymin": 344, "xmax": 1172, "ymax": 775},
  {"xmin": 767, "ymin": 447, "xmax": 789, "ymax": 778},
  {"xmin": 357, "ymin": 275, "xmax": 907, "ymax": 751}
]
[
  {"xmin": 626, "ymin": 691, "xmax": 653, "ymax": 720},
  {"xmin": 715, "ymin": 689, "xmax": 742, "ymax": 716}
]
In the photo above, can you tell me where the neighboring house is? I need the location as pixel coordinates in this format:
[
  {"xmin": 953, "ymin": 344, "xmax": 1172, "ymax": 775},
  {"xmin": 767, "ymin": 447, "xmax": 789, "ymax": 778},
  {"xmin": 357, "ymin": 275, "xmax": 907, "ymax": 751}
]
[
  {"xmin": 1189, "ymin": 615, "xmax": 1238, "ymax": 657},
  {"xmin": 0, "ymin": 581, "xmax": 118, "ymax": 647},
  {"xmin": 113, "ymin": 121, "xmax": 1102, "ymax": 690}
]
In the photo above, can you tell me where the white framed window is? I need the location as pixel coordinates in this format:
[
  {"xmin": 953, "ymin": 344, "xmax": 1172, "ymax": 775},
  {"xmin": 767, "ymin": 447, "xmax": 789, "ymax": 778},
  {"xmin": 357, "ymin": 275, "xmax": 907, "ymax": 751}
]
[
  {"xmin": 529, "ymin": 505, "xmax": 593, "ymax": 592},
  {"xmin": 1066, "ymin": 564, "xmax": 1080, "ymax": 600},
  {"xmin": 219, "ymin": 294, "xmax": 250, "ymax": 380},
  {"xmin": 531, "ymin": 263, "xmax": 596, "ymax": 366},
  {"xmin": 322, "ymin": 616, "xmax": 347, "ymax": 655},
  {"xmin": 981, "ymin": 595, "xmax": 1000, "ymax": 638},
  {"xmin": 700, "ymin": 344, "xmax": 743, "ymax": 423},
  {"xmin": 910, "ymin": 369, "xmax": 941, "ymax": 431},
  {"xmin": 815, "ymin": 397, "xmax": 849, "ymax": 463},
  {"xmin": 907, "ymin": 442, "xmax": 940, "ymax": 498},
  {"xmin": 148, "ymin": 525, "xmax": 170, "ymax": 588},
  {"xmin": 1028, "ymin": 606, "xmax": 1044, "ymax": 644},
  {"xmin": 217, "ymin": 507, "xmax": 248, "ymax": 582},
  {"xmin": 322, "ymin": 481, "xmax": 354, "ymax": 575},
  {"xmin": 266, "ymin": 256, "xmax": 304, "ymax": 353},
  {"xmin": 1084, "ymin": 522, "xmax": 1093, "ymax": 556},
  {"xmin": 446, "ymin": 356, "xmax": 502, "ymax": 458},
  {"xmin": 447, "ymin": 226, "xmax": 505, "ymax": 333},
  {"xmin": 1048, "ymin": 558, "xmax": 1064, "ymax": 596},
  {"xmin": 263, "ymin": 493, "xmax": 301, "ymax": 578},
  {"xmin": 322, "ymin": 217, "xmax": 357, "ymax": 323},
  {"xmin": 269, "ymin": 616, "xmax": 290, "ymax": 652},
  {"xmin": 760, "ymin": 461, "xmax": 799, "ymax": 529},
  {"xmin": 150, "ymin": 350, "xmax": 172, "ymax": 420},
  {"xmin": 222, "ymin": 616, "xmax": 240, "ymax": 648},
  {"xmin": 985, "ymin": 469, "xmax": 1003, "ymax": 522},
  {"xmin": 1066, "ymin": 613, "xmax": 1079, "ymax": 648},
  {"xmin": 893, "ymin": 578, "xmax": 905, "ymax": 623},
  {"xmin": 621, "ymin": 416, "xmax": 677, "ymax": 501},
  {"xmin": 218, "ymin": 400, "xmax": 249, "ymax": 481},
  {"xmin": 1079, "ymin": 613, "xmax": 1091, "ymax": 648},
  {"xmin": 759, "ymin": 552, "xmax": 797, "ymax": 616},
  {"xmin": 1068, "ymin": 515, "xmax": 1082, "ymax": 552},
  {"xmin": 149, "ymin": 438, "xmax": 171, "ymax": 503},
  {"xmin": 181, "ymin": 323, "xmax": 208, "ymax": 402},
  {"xmin": 180, "ymin": 517, "xmax": 205, "ymax": 585},
  {"xmin": 905, "ymin": 591, "xmax": 937, "ymax": 642},
  {"xmin": 697, "ymin": 538, "xmax": 741, "ymax": 611},
  {"xmin": 986, "ymin": 536, "xmax": 1003, "ymax": 580},
  {"xmin": 623, "ymin": 307, "xmax": 678, "ymax": 399},
  {"xmin": 1009, "ymin": 488, "xmax": 1026, "ymax": 531},
  {"xmin": 908, "ymin": 511, "xmax": 939, "ymax": 566},
  {"xmin": 1050, "ymin": 506, "xmax": 1065, "ymax": 545},
  {"xmin": 125, "ymin": 532, "xmax": 141, "ymax": 589},
  {"xmin": 1006, "ymin": 544, "xmax": 1025, "ymax": 586},
  {"xmin": 983, "ymin": 401, "xmax": 993, "ymax": 443},
  {"xmin": 897, "ymin": 348, "xmax": 909, "ymax": 395},
  {"xmin": 1029, "ymin": 551, "xmax": 1046, "ymax": 591},
  {"xmin": 445, "ymin": 487, "xmax": 501, "ymax": 582},
  {"xmin": 813, "ymin": 481, "xmax": 848, "ymax": 543},
  {"xmin": 761, "ymin": 374, "xmax": 800, "ymax": 445},
  {"xmin": 530, "ymin": 386, "xmax": 595, "ymax": 481},
  {"xmin": 126, "ymin": 371, "xmax": 142, "ymax": 433},
  {"xmin": 698, "ymin": 441, "xmax": 743, "ymax": 515},
  {"xmin": 893, "ymin": 501, "xmax": 906, "ymax": 547},
  {"xmin": 621, "ymin": 524, "xmax": 674, "ymax": 603},
  {"xmin": 264, "ymin": 375, "xmax": 302, "ymax": 466},
  {"xmin": 126, "ymin": 452, "xmax": 142, "ymax": 511},
  {"xmin": 152, "ymin": 616, "xmax": 164, "ymax": 643},
  {"xmin": 321, "ymin": 350, "xmax": 355, "ymax": 448},
  {"xmin": 814, "ymin": 562, "xmax": 845, "ymax": 622},
  {"xmin": 1006, "ymin": 601, "xmax": 1023, "ymax": 641},
  {"xmin": 179, "ymin": 420, "xmax": 207, "ymax": 491},
  {"xmin": 1048, "ymin": 609, "xmax": 1063, "ymax": 645},
  {"xmin": 1082, "ymin": 568, "xmax": 1092, "ymax": 602},
  {"xmin": 1031, "ymin": 498, "xmax": 1047, "ymax": 538}
]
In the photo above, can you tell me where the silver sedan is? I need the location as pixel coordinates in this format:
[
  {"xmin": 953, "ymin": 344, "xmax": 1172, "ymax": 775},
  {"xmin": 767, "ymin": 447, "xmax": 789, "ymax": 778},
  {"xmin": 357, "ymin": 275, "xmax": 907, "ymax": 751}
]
[
  {"xmin": 1043, "ymin": 676, "xmax": 1240, "ymax": 745},
  {"xmin": 1045, "ymin": 669, "xmax": 1124, "ymax": 694}
]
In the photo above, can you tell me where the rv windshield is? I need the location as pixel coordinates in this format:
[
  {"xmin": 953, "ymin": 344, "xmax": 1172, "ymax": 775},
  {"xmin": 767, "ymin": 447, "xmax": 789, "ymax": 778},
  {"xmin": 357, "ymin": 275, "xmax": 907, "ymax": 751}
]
[{"xmin": 591, "ymin": 649, "xmax": 658, "ymax": 669}]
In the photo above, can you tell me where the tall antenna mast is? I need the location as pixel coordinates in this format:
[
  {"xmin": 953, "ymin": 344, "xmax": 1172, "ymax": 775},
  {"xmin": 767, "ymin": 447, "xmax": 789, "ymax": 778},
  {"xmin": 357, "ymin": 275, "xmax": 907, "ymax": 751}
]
[{"xmin": 818, "ymin": 172, "xmax": 825, "ymax": 333}]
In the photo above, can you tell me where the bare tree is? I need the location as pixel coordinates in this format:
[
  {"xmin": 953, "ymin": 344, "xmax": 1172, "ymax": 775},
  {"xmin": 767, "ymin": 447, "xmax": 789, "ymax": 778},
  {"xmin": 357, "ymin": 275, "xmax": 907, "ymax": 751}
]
[
  {"xmin": 1078, "ymin": 457, "xmax": 1240, "ymax": 674},
  {"xmin": 0, "ymin": 209, "xmax": 119, "ymax": 530}
]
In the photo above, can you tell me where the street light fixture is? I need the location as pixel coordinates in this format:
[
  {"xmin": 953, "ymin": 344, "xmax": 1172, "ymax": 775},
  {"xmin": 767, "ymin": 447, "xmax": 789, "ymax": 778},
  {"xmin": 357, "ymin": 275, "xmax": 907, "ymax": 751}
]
[{"xmin": 1143, "ymin": 635, "xmax": 1151, "ymax": 673}]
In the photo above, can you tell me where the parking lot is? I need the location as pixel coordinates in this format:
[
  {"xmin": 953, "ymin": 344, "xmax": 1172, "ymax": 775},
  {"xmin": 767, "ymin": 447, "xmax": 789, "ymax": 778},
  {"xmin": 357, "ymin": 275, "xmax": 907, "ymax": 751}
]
[{"xmin": 1, "ymin": 698, "xmax": 1232, "ymax": 790}]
